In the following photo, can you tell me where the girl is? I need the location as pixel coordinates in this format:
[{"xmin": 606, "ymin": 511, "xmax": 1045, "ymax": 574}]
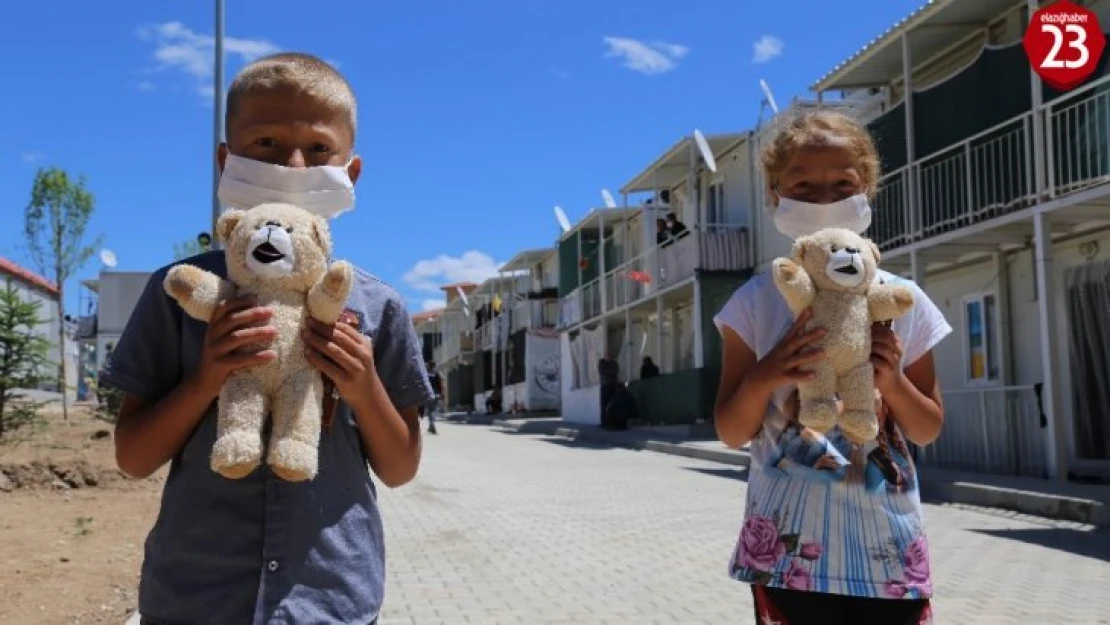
[{"xmin": 713, "ymin": 110, "xmax": 951, "ymax": 625}]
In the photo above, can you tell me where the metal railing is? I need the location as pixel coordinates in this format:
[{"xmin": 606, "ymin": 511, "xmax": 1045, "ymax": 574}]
[
  {"xmin": 510, "ymin": 298, "xmax": 558, "ymax": 332},
  {"xmin": 918, "ymin": 385, "xmax": 1047, "ymax": 478},
  {"xmin": 870, "ymin": 74, "xmax": 1110, "ymax": 252}
]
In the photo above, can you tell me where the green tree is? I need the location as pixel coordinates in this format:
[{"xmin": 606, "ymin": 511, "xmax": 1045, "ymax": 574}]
[
  {"xmin": 24, "ymin": 167, "xmax": 101, "ymax": 422},
  {"xmin": 0, "ymin": 279, "xmax": 51, "ymax": 441},
  {"xmin": 173, "ymin": 237, "xmax": 207, "ymax": 261}
]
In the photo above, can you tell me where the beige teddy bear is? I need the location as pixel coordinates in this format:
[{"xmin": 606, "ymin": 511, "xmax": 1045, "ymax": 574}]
[
  {"xmin": 771, "ymin": 228, "xmax": 915, "ymax": 443},
  {"xmin": 163, "ymin": 203, "xmax": 353, "ymax": 482}
]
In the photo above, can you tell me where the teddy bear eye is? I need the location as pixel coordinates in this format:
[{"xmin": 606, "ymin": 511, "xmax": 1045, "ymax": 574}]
[
  {"xmin": 830, "ymin": 245, "xmax": 839, "ymax": 253},
  {"xmin": 285, "ymin": 227, "xmax": 294, "ymax": 233}
]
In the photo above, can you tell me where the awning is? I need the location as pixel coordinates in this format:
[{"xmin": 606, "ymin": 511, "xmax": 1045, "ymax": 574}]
[
  {"xmin": 499, "ymin": 248, "xmax": 554, "ymax": 273},
  {"xmin": 557, "ymin": 207, "xmax": 643, "ymax": 242},
  {"xmin": 620, "ymin": 132, "xmax": 747, "ymax": 194},
  {"xmin": 811, "ymin": 0, "xmax": 1022, "ymax": 92}
]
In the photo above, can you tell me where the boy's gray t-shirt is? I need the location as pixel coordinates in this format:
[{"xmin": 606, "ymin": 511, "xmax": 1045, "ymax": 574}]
[{"xmin": 101, "ymin": 251, "xmax": 433, "ymax": 624}]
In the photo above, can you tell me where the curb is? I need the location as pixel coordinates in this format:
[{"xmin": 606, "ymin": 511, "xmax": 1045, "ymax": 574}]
[{"xmin": 493, "ymin": 419, "xmax": 1108, "ymax": 527}]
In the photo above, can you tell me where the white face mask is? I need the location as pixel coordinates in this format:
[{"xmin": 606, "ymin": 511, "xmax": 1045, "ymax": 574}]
[
  {"xmin": 772, "ymin": 193, "xmax": 872, "ymax": 240},
  {"xmin": 217, "ymin": 154, "xmax": 356, "ymax": 220}
]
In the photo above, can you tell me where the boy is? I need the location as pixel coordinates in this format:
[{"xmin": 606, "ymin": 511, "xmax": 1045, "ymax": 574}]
[{"xmin": 103, "ymin": 52, "xmax": 433, "ymax": 624}]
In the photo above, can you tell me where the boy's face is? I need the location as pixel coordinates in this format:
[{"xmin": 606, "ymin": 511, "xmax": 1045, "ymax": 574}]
[
  {"xmin": 217, "ymin": 89, "xmax": 362, "ymax": 183},
  {"xmin": 775, "ymin": 145, "xmax": 861, "ymax": 206}
]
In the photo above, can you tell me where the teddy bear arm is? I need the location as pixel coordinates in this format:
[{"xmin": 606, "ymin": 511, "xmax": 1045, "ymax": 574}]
[
  {"xmin": 772, "ymin": 259, "xmax": 816, "ymax": 318},
  {"xmin": 164, "ymin": 265, "xmax": 237, "ymax": 322},
  {"xmin": 868, "ymin": 284, "xmax": 915, "ymax": 323},
  {"xmin": 307, "ymin": 260, "xmax": 354, "ymax": 325}
]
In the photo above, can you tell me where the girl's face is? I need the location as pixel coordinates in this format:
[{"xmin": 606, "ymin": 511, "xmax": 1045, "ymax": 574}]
[{"xmin": 775, "ymin": 145, "xmax": 863, "ymax": 205}]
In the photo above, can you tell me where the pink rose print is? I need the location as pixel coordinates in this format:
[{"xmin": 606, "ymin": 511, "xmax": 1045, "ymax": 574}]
[
  {"xmin": 903, "ymin": 536, "xmax": 931, "ymax": 585},
  {"xmin": 798, "ymin": 542, "xmax": 822, "ymax": 561},
  {"xmin": 782, "ymin": 559, "xmax": 813, "ymax": 591},
  {"xmin": 885, "ymin": 580, "xmax": 908, "ymax": 598},
  {"xmin": 739, "ymin": 516, "xmax": 786, "ymax": 571}
]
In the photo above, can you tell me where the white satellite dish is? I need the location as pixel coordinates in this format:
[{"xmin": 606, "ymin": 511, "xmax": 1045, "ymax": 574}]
[
  {"xmin": 759, "ymin": 78, "xmax": 780, "ymax": 115},
  {"xmin": 455, "ymin": 286, "xmax": 471, "ymax": 317},
  {"xmin": 692, "ymin": 129, "xmax": 718, "ymax": 173},
  {"xmin": 99, "ymin": 249, "xmax": 118, "ymax": 268},
  {"xmin": 553, "ymin": 205, "xmax": 572, "ymax": 233},
  {"xmin": 601, "ymin": 188, "xmax": 617, "ymax": 209},
  {"xmin": 639, "ymin": 331, "xmax": 648, "ymax": 356}
]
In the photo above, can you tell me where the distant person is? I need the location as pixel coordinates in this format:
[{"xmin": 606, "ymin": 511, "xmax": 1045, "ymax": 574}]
[
  {"xmin": 712, "ymin": 109, "xmax": 947, "ymax": 623},
  {"xmin": 485, "ymin": 387, "xmax": 503, "ymax": 414},
  {"xmin": 640, "ymin": 356, "xmax": 660, "ymax": 379},
  {"xmin": 102, "ymin": 53, "xmax": 433, "ymax": 624},
  {"xmin": 425, "ymin": 360, "xmax": 443, "ymax": 434},
  {"xmin": 655, "ymin": 218, "xmax": 671, "ymax": 246},
  {"xmin": 597, "ymin": 356, "xmax": 620, "ymax": 427},
  {"xmin": 666, "ymin": 213, "xmax": 689, "ymax": 239}
]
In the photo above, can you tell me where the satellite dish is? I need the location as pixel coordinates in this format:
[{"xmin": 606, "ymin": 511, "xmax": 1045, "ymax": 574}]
[
  {"xmin": 693, "ymin": 129, "xmax": 718, "ymax": 174},
  {"xmin": 759, "ymin": 78, "xmax": 780, "ymax": 114},
  {"xmin": 601, "ymin": 188, "xmax": 617, "ymax": 209},
  {"xmin": 639, "ymin": 331, "xmax": 648, "ymax": 356},
  {"xmin": 99, "ymin": 249, "xmax": 118, "ymax": 268},
  {"xmin": 455, "ymin": 286, "xmax": 471, "ymax": 316},
  {"xmin": 553, "ymin": 205, "xmax": 572, "ymax": 233}
]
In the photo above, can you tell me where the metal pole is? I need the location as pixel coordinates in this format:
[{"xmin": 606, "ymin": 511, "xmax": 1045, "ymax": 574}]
[{"xmin": 212, "ymin": 0, "xmax": 226, "ymax": 249}]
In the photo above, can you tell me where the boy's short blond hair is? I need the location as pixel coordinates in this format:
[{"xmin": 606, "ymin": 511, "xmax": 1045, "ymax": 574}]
[
  {"xmin": 761, "ymin": 109, "xmax": 881, "ymax": 201},
  {"xmin": 225, "ymin": 52, "xmax": 357, "ymax": 142}
]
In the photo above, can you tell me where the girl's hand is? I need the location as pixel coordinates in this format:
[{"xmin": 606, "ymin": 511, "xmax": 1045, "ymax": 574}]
[
  {"xmin": 751, "ymin": 309, "xmax": 827, "ymax": 393},
  {"xmin": 871, "ymin": 323, "xmax": 905, "ymax": 396}
]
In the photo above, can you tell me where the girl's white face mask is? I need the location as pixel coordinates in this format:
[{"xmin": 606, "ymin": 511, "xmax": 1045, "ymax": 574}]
[
  {"xmin": 217, "ymin": 154, "xmax": 356, "ymax": 220},
  {"xmin": 772, "ymin": 193, "xmax": 872, "ymax": 240}
]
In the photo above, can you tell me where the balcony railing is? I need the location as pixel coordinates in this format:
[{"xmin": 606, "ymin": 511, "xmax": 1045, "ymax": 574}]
[
  {"xmin": 918, "ymin": 385, "xmax": 1047, "ymax": 478},
  {"xmin": 562, "ymin": 225, "xmax": 752, "ymax": 327},
  {"xmin": 870, "ymin": 75, "xmax": 1110, "ymax": 252},
  {"xmin": 436, "ymin": 328, "xmax": 474, "ymax": 364},
  {"xmin": 510, "ymin": 299, "xmax": 558, "ymax": 332}
]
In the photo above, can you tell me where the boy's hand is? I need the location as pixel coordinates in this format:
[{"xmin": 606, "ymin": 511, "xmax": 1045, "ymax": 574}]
[
  {"xmin": 302, "ymin": 318, "xmax": 376, "ymax": 405},
  {"xmin": 193, "ymin": 295, "xmax": 277, "ymax": 399}
]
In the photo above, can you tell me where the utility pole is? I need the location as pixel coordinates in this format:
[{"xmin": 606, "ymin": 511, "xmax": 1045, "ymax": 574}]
[{"xmin": 211, "ymin": 0, "xmax": 226, "ymax": 249}]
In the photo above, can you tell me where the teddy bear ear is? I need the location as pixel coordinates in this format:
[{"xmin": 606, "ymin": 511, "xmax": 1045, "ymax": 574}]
[
  {"xmin": 868, "ymin": 239, "xmax": 881, "ymax": 263},
  {"xmin": 311, "ymin": 216, "xmax": 333, "ymax": 255},
  {"xmin": 216, "ymin": 209, "xmax": 245, "ymax": 245}
]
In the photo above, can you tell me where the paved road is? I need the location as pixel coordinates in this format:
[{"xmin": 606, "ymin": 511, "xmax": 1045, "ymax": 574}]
[{"xmin": 378, "ymin": 422, "xmax": 1110, "ymax": 625}]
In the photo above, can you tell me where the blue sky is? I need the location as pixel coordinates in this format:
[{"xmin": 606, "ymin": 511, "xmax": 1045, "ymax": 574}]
[{"xmin": 1, "ymin": 0, "xmax": 922, "ymax": 316}]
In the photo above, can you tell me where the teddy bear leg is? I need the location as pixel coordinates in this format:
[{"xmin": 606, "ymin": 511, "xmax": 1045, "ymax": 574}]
[
  {"xmin": 796, "ymin": 368, "xmax": 839, "ymax": 433},
  {"xmin": 267, "ymin": 370, "xmax": 324, "ymax": 482},
  {"xmin": 838, "ymin": 364, "xmax": 880, "ymax": 443},
  {"xmin": 211, "ymin": 373, "xmax": 267, "ymax": 479}
]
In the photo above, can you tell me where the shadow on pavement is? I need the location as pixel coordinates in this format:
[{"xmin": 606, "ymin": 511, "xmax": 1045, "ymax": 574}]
[
  {"xmin": 683, "ymin": 466, "xmax": 750, "ymax": 483},
  {"xmin": 970, "ymin": 527, "xmax": 1110, "ymax": 562}
]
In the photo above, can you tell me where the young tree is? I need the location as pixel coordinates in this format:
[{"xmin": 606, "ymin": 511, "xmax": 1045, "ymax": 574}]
[
  {"xmin": 0, "ymin": 279, "xmax": 51, "ymax": 441},
  {"xmin": 24, "ymin": 167, "xmax": 101, "ymax": 421}
]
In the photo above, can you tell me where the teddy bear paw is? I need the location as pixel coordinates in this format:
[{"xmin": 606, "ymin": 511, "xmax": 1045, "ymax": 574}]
[
  {"xmin": 840, "ymin": 410, "xmax": 880, "ymax": 443},
  {"xmin": 323, "ymin": 261, "xmax": 353, "ymax": 298},
  {"xmin": 798, "ymin": 399, "xmax": 839, "ymax": 433},
  {"xmin": 211, "ymin": 431, "xmax": 263, "ymax": 479},
  {"xmin": 267, "ymin": 438, "xmax": 319, "ymax": 482}
]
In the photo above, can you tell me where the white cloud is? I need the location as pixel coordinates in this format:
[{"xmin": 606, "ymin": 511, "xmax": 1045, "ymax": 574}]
[
  {"xmin": 421, "ymin": 299, "xmax": 445, "ymax": 312},
  {"xmin": 752, "ymin": 35, "xmax": 784, "ymax": 64},
  {"xmin": 136, "ymin": 80, "xmax": 157, "ymax": 92},
  {"xmin": 20, "ymin": 152, "xmax": 43, "ymax": 163},
  {"xmin": 403, "ymin": 251, "xmax": 501, "ymax": 293},
  {"xmin": 602, "ymin": 36, "xmax": 689, "ymax": 75},
  {"xmin": 136, "ymin": 21, "xmax": 280, "ymax": 97}
]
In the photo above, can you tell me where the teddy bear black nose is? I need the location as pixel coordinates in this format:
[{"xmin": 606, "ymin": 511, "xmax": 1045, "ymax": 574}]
[
  {"xmin": 845, "ymin": 246, "xmax": 860, "ymax": 254},
  {"xmin": 264, "ymin": 220, "xmax": 282, "ymax": 228}
]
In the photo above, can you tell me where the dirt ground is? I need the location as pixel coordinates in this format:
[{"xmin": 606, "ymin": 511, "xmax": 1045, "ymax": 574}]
[{"xmin": 0, "ymin": 405, "xmax": 164, "ymax": 625}]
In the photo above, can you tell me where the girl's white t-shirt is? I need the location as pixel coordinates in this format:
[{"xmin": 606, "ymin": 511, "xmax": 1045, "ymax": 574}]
[{"xmin": 713, "ymin": 269, "xmax": 951, "ymax": 602}]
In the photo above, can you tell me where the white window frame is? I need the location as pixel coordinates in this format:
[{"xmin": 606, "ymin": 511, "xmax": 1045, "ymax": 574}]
[
  {"xmin": 706, "ymin": 175, "xmax": 727, "ymax": 229},
  {"xmin": 961, "ymin": 291, "xmax": 1002, "ymax": 386}
]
